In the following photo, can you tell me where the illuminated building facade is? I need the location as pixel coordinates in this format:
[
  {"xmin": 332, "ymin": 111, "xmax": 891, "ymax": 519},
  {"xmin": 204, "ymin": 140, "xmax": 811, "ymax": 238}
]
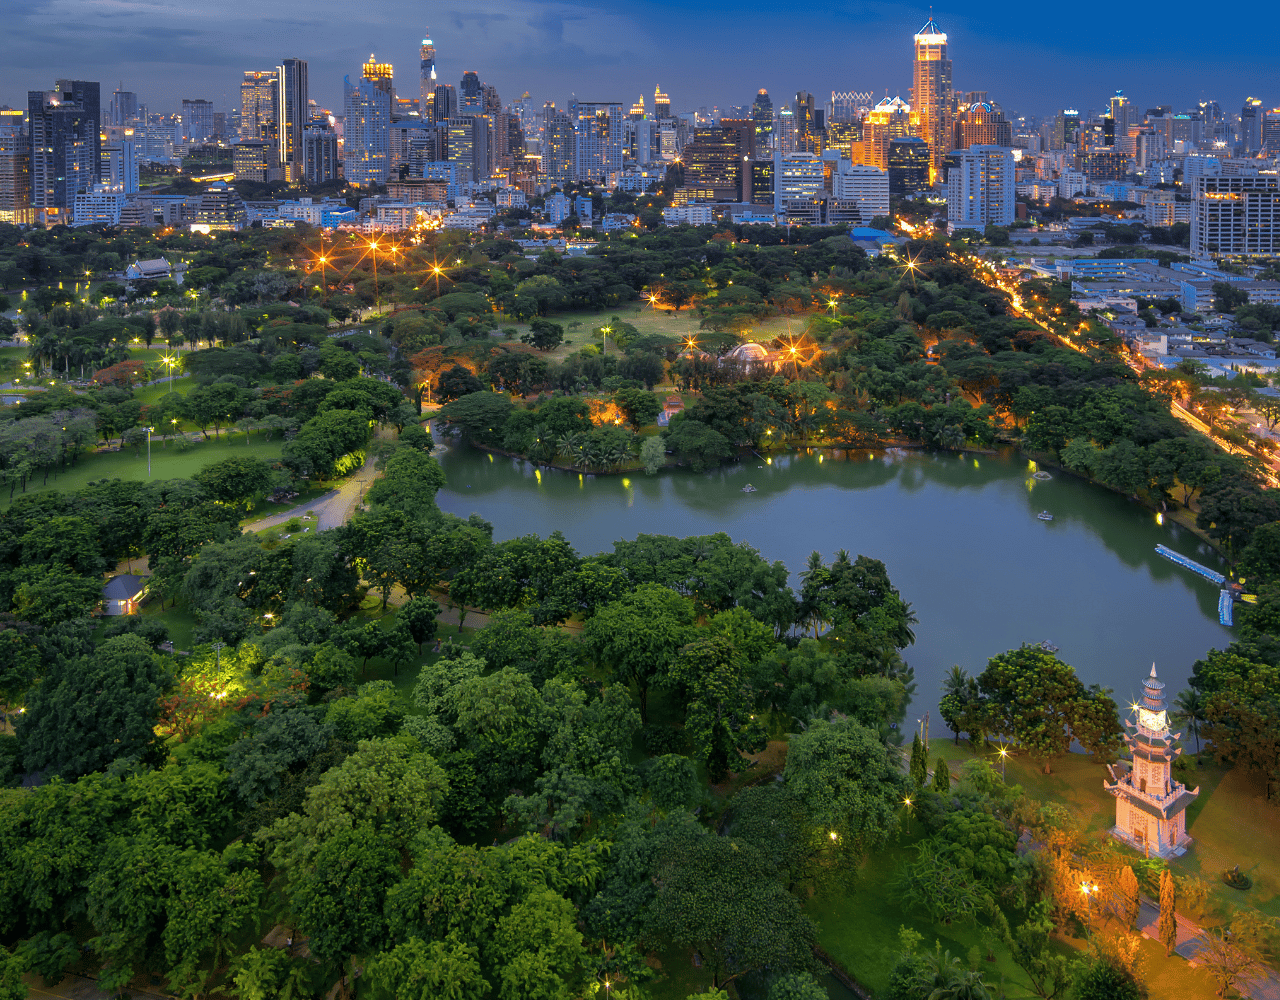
[
  {"xmin": 830, "ymin": 90, "xmax": 873, "ymax": 124},
  {"xmin": 772, "ymin": 151, "xmax": 824, "ymax": 214},
  {"xmin": 630, "ymin": 95, "xmax": 646, "ymax": 120},
  {"xmin": 459, "ymin": 72, "xmax": 483, "ymax": 114},
  {"xmin": 447, "ymin": 116, "xmax": 490, "ymax": 182},
  {"xmin": 752, "ymin": 89, "xmax": 773, "ymax": 144},
  {"xmin": 1104, "ymin": 665, "xmax": 1197, "ymax": 858},
  {"xmin": 420, "ymin": 30, "xmax": 437, "ymax": 117},
  {"xmin": 946, "ymin": 144, "xmax": 1014, "ymax": 228},
  {"xmin": 239, "ymin": 71, "xmax": 279, "ymax": 146},
  {"xmin": 343, "ymin": 73, "xmax": 391, "ymax": 186},
  {"xmin": 1240, "ymin": 98, "xmax": 1263, "ymax": 154},
  {"xmin": 1051, "ymin": 109, "xmax": 1079, "ymax": 150},
  {"xmin": 954, "ymin": 103, "xmax": 1012, "ymax": 150},
  {"xmin": 102, "ymin": 140, "xmax": 139, "ymax": 193},
  {"xmin": 234, "ymin": 141, "xmax": 275, "ymax": 182},
  {"xmin": 831, "ymin": 162, "xmax": 890, "ymax": 222},
  {"xmin": 653, "ymin": 86, "xmax": 671, "ymax": 120},
  {"xmin": 683, "ymin": 126, "xmax": 746, "ymax": 200},
  {"xmin": 749, "ymin": 159, "xmax": 775, "ymax": 205},
  {"xmin": 570, "ymin": 101, "xmax": 623, "ymax": 183},
  {"xmin": 543, "ymin": 108, "xmax": 574, "ymax": 185},
  {"xmin": 851, "ymin": 96, "xmax": 911, "ymax": 171},
  {"xmin": 911, "ymin": 17, "xmax": 951, "ymax": 184},
  {"xmin": 28, "ymin": 81, "xmax": 100, "ymax": 225},
  {"xmin": 888, "ymin": 136, "xmax": 929, "ymax": 194},
  {"xmin": 194, "ymin": 181, "xmax": 247, "ymax": 230},
  {"xmin": 432, "ymin": 84, "xmax": 456, "ymax": 124},
  {"xmin": 0, "ymin": 129, "xmax": 33, "ymax": 224},
  {"xmin": 1191, "ymin": 174, "xmax": 1280, "ymax": 257},
  {"xmin": 303, "ymin": 127, "xmax": 338, "ymax": 184},
  {"xmin": 277, "ymin": 59, "xmax": 309, "ymax": 181}
]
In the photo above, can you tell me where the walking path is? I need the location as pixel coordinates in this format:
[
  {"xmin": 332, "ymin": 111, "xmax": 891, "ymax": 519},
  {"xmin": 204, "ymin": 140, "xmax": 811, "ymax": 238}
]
[
  {"xmin": 1136, "ymin": 896, "xmax": 1280, "ymax": 1000},
  {"xmin": 246, "ymin": 455, "xmax": 380, "ymax": 533}
]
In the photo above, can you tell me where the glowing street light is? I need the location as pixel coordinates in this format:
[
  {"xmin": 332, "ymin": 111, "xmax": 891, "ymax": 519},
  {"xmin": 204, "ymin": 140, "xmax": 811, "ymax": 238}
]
[
  {"xmin": 1080, "ymin": 881, "xmax": 1098, "ymax": 935},
  {"xmin": 997, "ymin": 745, "xmax": 1009, "ymax": 780}
]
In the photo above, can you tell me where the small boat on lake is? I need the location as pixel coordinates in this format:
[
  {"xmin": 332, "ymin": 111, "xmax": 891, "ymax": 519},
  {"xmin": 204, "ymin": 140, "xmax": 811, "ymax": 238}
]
[
  {"xmin": 1037, "ymin": 510, "xmax": 1054, "ymax": 521},
  {"xmin": 741, "ymin": 484, "xmax": 757, "ymax": 493}
]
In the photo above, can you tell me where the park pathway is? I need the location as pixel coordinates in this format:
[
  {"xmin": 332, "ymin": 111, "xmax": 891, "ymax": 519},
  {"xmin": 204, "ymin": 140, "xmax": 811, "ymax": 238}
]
[
  {"xmin": 247, "ymin": 455, "xmax": 380, "ymax": 533},
  {"xmin": 1136, "ymin": 897, "xmax": 1280, "ymax": 1000}
]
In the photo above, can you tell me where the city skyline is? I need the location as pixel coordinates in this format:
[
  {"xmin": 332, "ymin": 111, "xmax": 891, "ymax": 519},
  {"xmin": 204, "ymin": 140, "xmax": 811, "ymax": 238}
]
[{"xmin": 0, "ymin": 0, "xmax": 1275, "ymax": 119}]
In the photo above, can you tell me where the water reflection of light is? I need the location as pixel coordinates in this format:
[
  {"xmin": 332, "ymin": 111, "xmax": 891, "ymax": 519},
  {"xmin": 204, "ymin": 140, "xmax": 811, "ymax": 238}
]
[
  {"xmin": 621, "ymin": 477, "xmax": 633, "ymax": 507},
  {"xmin": 534, "ymin": 468, "xmax": 542, "ymax": 484},
  {"xmin": 579, "ymin": 473, "xmax": 584, "ymax": 489},
  {"xmin": 488, "ymin": 452, "xmax": 493, "ymax": 462},
  {"xmin": 818, "ymin": 454, "xmax": 823, "ymax": 463},
  {"xmin": 973, "ymin": 458, "xmax": 980, "ymax": 468},
  {"xmin": 1156, "ymin": 512, "xmax": 1164, "ymax": 525}
]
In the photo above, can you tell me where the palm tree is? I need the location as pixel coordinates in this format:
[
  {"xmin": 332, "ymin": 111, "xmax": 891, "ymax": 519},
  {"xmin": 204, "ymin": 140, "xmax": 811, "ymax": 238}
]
[
  {"xmin": 943, "ymin": 665, "xmax": 970, "ymax": 700},
  {"xmin": 1173, "ymin": 688, "xmax": 1206, "ymax": 754}
]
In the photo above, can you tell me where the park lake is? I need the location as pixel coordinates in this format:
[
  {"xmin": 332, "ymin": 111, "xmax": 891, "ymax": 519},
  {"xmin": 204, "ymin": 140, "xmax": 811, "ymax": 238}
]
[{"xmin": 434, "ymin": 442, "xmax": 1232, "ymax": 722}]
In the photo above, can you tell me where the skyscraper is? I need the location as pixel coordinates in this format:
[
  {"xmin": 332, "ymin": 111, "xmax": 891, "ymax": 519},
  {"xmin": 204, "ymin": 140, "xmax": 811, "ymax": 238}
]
[
  {"xmin": 946, "ymin": 145, "xmax": 1014, "ymax": 229},
  {"xmin": 911, "ymin": 16, "xmax": 952, "ymax": 184},
  {"xmin": 362, "ymin": 55, "xmax": 395, "ymax": 99},
  {"xmin": 181, "ymin": 99, "xmax": 215, "ymax": 144},
  {"xmin": 240, "ymin": 71, "xmax": 279, "ymax": 146},
  {"xmin": 460, "ymin": 72, "xmax": 483, "ymax": 114},
  {"xmin": 433, "ymin": 84, "xmax": 456, "ymax": 124},
  {"xmin": 570, "ymin": 100, "xmax": 623, "ymax": 183},
  {"xmin": 277, "ymin": 59, "xmax": 309, "ymax": 181},
  {"xmin": 653, "ymin": 86, "xmax": 671, "ymax": 120},
  {"xmin": 28, "ymin": 80, "xmax": 100, "ymax": 224},
  {"xmin": 343, "ymin": 73, "xmax": 391, "ymax": 186},
  {"xmin": 420, "ymin": 30, "xmax": 437, "ymax": 116},
  {"xmin": 543, "ymin": 107, "xmax": 574, "ymax": 185},
  {"xmin": 448, "ymin": 115, "xmax": 490, "ymax": 181},
  {"xmin": 1241, "ymin": 98, "xmax": 1263, "ymax": 155},
  {"xmin": 110, "ymin": 90, "xmax": 138, "ymax": 127},
  {"xmin": 954, "ymin": 102, "xmax": 1012, "ymax": 150},
  {"xmin": 752, "ymin": 89, "xmax": 774, "ymax": 144},
  {"xmin": 0, "ymin": 128, "xmax": 33, "ymax": 224}
]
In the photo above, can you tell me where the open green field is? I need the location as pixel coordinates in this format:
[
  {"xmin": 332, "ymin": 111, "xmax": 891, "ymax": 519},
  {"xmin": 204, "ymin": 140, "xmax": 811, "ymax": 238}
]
[{"xmin": 2, "ymin": 433, "xmax": 284, "ymax": 507}]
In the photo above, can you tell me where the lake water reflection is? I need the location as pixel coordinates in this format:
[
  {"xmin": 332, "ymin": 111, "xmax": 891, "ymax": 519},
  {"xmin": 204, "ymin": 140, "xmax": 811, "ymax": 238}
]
[{"xmin": 435, "ymin": 441, "xmax": 1231, "ymax": 720}]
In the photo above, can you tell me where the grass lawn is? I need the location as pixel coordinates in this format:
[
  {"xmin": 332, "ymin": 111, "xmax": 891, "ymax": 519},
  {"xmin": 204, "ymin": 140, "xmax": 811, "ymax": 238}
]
[
  {"xmin": 134, "ymin": 374, "xmax": 195, "ymax": 403},
  {"xmin": 1, "ymin": 433, "xmax": 284, "ymax": 507}
]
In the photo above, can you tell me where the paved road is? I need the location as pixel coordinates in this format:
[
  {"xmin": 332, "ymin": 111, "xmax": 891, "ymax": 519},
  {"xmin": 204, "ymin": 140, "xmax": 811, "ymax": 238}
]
[
  {"xmin": 1137, "ymin": 896, "xmax": 1280, "ymax": 1000},
  {"xmin": 247, "ymin": 455, "xmax": 380, "ymax": 533}
]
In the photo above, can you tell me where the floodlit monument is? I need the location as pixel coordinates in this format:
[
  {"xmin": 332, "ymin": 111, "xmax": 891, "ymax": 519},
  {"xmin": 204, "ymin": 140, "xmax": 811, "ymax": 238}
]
[{"xmin": 1104, "ymin": 664, "xmax": 1198, "ymax": 857}]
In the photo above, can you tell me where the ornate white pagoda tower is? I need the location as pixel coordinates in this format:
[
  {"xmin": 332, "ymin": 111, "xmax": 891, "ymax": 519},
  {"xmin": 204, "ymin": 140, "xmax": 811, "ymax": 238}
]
[{"xmin": 1104, "ymin": 664, "xmax": 1199, "ymax": 858}]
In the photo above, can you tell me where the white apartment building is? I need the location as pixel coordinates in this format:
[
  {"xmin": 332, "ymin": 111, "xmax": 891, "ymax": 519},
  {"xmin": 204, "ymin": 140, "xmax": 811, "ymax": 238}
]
[
  {"xmin": 73, "ymin": 184, "xmax": 127, "ymax": 226},
  {"xmin": 1191, "ymin": 174, "xmax": 1280, "ymax": 257},
  {"xmin": 662, "ymin": 204, "xmax": 715, "ymax": 226},
  {"xmin": 772, "ymin": 152, "xmax": 825, "ymax": 214},
  {"xmin": 1057, "ymin": 170, "xmax": 1087, "ymax": 199},
  {"xmin": 831, "ymin": 162, "xmax": 890, "ymax": 224},
  {"xmin": 946, "ymin": 145, "xmax": 1015, "ymax": 229}
]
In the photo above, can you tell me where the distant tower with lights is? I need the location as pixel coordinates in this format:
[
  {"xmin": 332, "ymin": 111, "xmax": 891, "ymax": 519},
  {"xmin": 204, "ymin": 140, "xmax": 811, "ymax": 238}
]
[
  {"xmin": 1104, "ymin": 664, "xmax": 1198, "ymax": 858},
  {"xmin": 420, "ymin": 30, "xmax": 437, "ymax": 118},
  {"xmin": 911, "ymin": 14, "xmax": 952, "ymax": 185}
]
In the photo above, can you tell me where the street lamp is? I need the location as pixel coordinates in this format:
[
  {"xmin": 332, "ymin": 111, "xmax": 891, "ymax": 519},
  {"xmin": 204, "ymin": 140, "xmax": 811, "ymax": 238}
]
[
  {"xmin": 1080, "ymin": 881, "xmax": 1097, "ymax": 937},
  {"xmin": 145, "ymin": 426, "xmax": 155, "ymax": 476},
  {"xmin": 903, "ymin": 796, "xmax": 914, "ymax": 834},
  {"xmin": 997, "ymin": 745, "xmax": 1009, "ymax": 780}
]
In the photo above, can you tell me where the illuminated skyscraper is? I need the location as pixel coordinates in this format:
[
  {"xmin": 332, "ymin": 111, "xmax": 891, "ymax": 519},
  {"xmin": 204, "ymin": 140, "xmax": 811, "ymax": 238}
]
[
  {"xmin": 277, "ymin": 58, "xmax": 308, "ymax": 181},
  {"xmin": 460, "ymin": 72, "xmax": 483, "ymax": 114},
  {"xmin": 420, "ymin": 29, "xmax": 437, "ymax": 116},
  {"xmin": 570, "ymin": 100, "xmax": 623, "ymax": 183},
  {"xmin": 240, "ymin": 70, "xmax": 279, "ymax": 146},
  {"xmin": 181, "ymin": 99, "xmax": 215, "ymax": 144},
  {"xmin": 110, "ymin": 90, "xmax": 139, "ymax": 127},
  {"xmin": 362, "ymin": 55, "xmax": 395, "ymax": 98},
  {"xmin": 28, "ymin": 81, "xmax": 100, "ymax": 225},
  {"xmin": 433, "ymin": 84, "xmax": 456, "ymax": 124},
  {"xmin": 1241, "ymin": 98, "xmax": 1263, "ymax": 154},
  {"xmin": 953, "ymin": 102, "xmax": 1012, "ymax": 150},
  {"xmin": 653, "ymin": 86, "xmax": 671, "ymax": 120},
  {"xmin": 911, "ymin": 16, "xmax": 952, "ymax": 184},
  {"xmin": 752, "ymin": 89, "xmax": 773, "ymax": 144},
  {"xmin": 343, "ymin": 73, "xmax": 391, "ymax": 186}
]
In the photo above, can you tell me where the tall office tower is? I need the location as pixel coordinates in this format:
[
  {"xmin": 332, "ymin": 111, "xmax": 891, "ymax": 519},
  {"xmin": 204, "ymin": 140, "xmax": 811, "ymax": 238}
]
[
  {"xmin": 851, "ymin": 96, "xmax": 911, "ymax": 170},
  {"xmin": 629, "ymin": 95, "xmax": 646, "ymax": 120},
  {"xmin": 887, "ymin": 136, "xmax": 930, "ymax": 194},
  {"xmin": 102, "ymin": 140, "xmax": 138, "ymax": 193},
  {"xmin": 459, "ymin": 72, "xmax": 483, "ymax": 114},
  {"xmin": 447, "ymin": 116, "xmax": 490, "ymax": 181},
  {"xmin": 953, "ymin": 102, "xmax": 1012, "ymax": 149},
  {"xmin": 28, "ymin": 81, "xmax": 100, "ymax": 224},
  {"xmin": 362, "ymin": 55, "xmax": 395, "ymax": 98},
  {"xmin": 793, "ymin": 91, "xmax": 816, "ymax": 151},
  {"xmin": 683, "ymin": 126, "xmax": 747, "ymax": 200},
  {"xmin": 304, "ymin": 127, "xmax": 339, "ymax": 184},
  {"xmin": 0, "ymin": 129, "xmax": 33, "ymax": 224},
  {"xmin": 946, "ymin": 145, "xmax": 1015, "ymax": 228},
  {"xmin": 1191, "ymin": 174, "xmax": 1280, "ymax": 257},
  {"xmin": 1241, "ymin": 98, "xmax": 1263, "ymax": 154},
  {"xmin": 543, "ymin": 109, "xmax": 574, "ymax": 185},
  {"xmin": 433, "ymin": 84, "xmax": 456, "ymax": 123},
  {"xmin": 1051, "ymin": 109, "xmax": 1079, "ymax": 149},
  {"xmin": 776, "ymin": 106, "xmax": 797, "ymax": 154},
  {"xmin": 653, "ymin": 86, "xmax": 671, "ymax": 120},
  {"xmin": 752, "ymin": 89, "xmax": 774, "ymax": 144},
  {"xmin": 240, "ymin": 71, "xmax": 279, "ymax": 146},
  {"xmin": 110, "ymin": 90, "xmax": 138, "ymax": 127},
  {"xmin": 772, "ymin": 151, "xmax": 824, "ymax": 214},
  {"xmin": 420, "ymin": 29, "xmax": 437, "ymax": 115},
  {"xmin": 276, "ymin": 59, "xmax": 308, "ymax": 181},
  {"xmin": 1264, "ymin": 109, "xmax": 1280, "ymax": 156},
  {"xmin": 343, "ymin": 74, "xmax": 391, "ymax": 186},
  {"xmin": 911, "ymin": 16, "xmax": 952, "ymax": 184},
  {"xmin": 181, "ymin": 99, "xmax": 215, "ymax": 143},
  {"xmin": 569, "ymin": 100, "xmax": 623, "ymax": 183},
  {"xmin": 483, "ymin": 84, "xmax": 501, "ymax": 116},
  {"xmin": 1199, "ymin": 100, "xmax": 1226, "ymax": 145}
]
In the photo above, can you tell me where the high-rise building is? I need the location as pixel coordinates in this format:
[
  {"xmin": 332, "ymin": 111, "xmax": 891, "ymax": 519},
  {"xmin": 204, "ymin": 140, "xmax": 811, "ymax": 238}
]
[
  {"xmin": 110, "ymin": 90, "xmax": 139, "ymax": 127},
  {"xmin": 911, "ymin": 16, "xmax": 952, "ymax": 184},
  {"xmin": 851, "ymin": 96, "xmax": 911, "ymax": 171},
  {"xmin": 433, "ymin": 84, "xmax": 456, "ymax": 124},
  {"xmin": 653, "ymin": 86, "xmax": 671, "ymax": 120},
  {"xmin": 240, "ymin": 70, "xmax": 279, "ymax": 151},
  {"xmin": 752, "ymin": 89, "xmax": 774, "ymax": 145},
  {"xmin": 772, "ymin": 151, "xmax": 824, "ymax": 214},
  {"xmin": 629, "ymin": 95, "xmax": 646, "ymax": 121},
  {"xmin": 277, "ymin": 59, "xmax": 309, "ymax": 181},
  {"xmin": 343, "ymin": 73, "xmax": 391, "ymax": 186},
  {"xmin": 543, "ymin": 108, "xmax": 574, "ymax": 185},
  {"xmin": 946, "ymin": 145, "xmax": 1014, "ymax": 229},
  {"xmin": 28, "ymin": 81, "xmax": 100, "ymax": 224},
  {"xmin": 570, "ymin": 100, "xmax": 623, "ymax": 183},
  {"xmin": 830, "ymin": 90, "xmax": 873, "ymax": 124},
  {"xmin": 1264, "ymin": 109, "xmax": 1280, "ymax": 156},
  {"xmin": 459, "ymin": 72, "xmax": 483, "ymax": 114},
  {"xmin": 793, "ymin": 91, "xmax": 817, "ymax": 152},
  {"xmin": 447, "ymin": 116, "xmax": 490, "ymax": 182},
  {"xmin": 1191, "ymin": 173, "xmax": 1280, "ymax": 257},
  {"xmin": 0, "ymin": 128, "xmax": 33, "ymax": 224},
  {"xmin": 749, "ymin": 159, "xmax": 775, "ymax": 206},
  {"xmin": 363, "ymin": 55, "xmax": 395, "ymax": 98},
  {"xmin": 102, "ymin": 140, "xmax": 138, "ymax": 193},
  {"xmin": 181, "ymin": 99, "xmax": 215, "ymax": 144},
  {"xmin": 683, "ymin": 126, "xmax": 747, "ymax": 200},
  {"xmin": 1241, "ymin": 98, "xmax": 1263, "ymax": 154},
  {"xmin": 1051, "ymin": 109, "xmax": 1079, "ymax": 150},
  {"xmin": 954, "ymin": 102, "xmax": 1012, "ymax": 150},
  {"xmin": 420, "ymin": 29, "xmax": 437, "ymax": 116},
  {"xmin": 888, "ymin": 137, "xmax": 930, "ymax": 194},
  {"xmin": 234, "ymin": 141, "xmax": 276, "ymax": 182},
  {"xmin": 831, "ymin": 162, "xmax": 890, "ymax": 221}
]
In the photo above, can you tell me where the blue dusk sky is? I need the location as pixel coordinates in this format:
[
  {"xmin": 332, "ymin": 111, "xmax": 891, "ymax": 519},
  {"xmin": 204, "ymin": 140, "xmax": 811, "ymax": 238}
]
[{"xmin": 0, "ymin": 0, "xmax": 1275, "ymax": 119}]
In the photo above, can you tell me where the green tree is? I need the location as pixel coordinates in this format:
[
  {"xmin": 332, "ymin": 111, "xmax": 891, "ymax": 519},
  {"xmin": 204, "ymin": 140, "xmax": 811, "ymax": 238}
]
[
  {"xmin": 398, "ymin": 596, "xmax": 441, "ymax": 653},
  {"xmin": 979, "ymin": 646, "xmax": 1089, "ymax": 773},
  {"xmin": 192, "ymin": 455, "xmax": 275, "ymax": 504},
  {"xmin": 667, "ymin": 634, "xmax": 767, "ymax": 782},
  {"xmin": 783, "ymin": 718, "xmax": 906, "ymax": 861},
  {"xmin": 910, "ymin": 731, "xmax": 927, "ymax": 790},
  {"xmin": 18, "ymin": 633, "xmax": 172, "ymax": 777},
  {"xmin": 583, "ymin": 584, "xmax": 695, "ymax": 723},
  {"xmin": 1117, "ymin": 866, "xmax": 1140, "ymax": 930},
  {"xmin": 640, "ymin": 434, "xmax": 666, "ymax": 475},
  {"xmin": 365, "ymin": 936, "xmax": 489, "ymax": 1000},
  {"xmin": 12, "ymin": 565, "xmax": 102, "ymax": 627},
  {"xmin": 521, "ymin": 318, "xmax": 565, "ymax": 351},
  {"xmin": 932, "ymin": 756, "xmax": 951, "ymax": 793},
  {"xmin": 766, "ymin": 972, "xmax": 829, "ymax": 1000},
  {"xmin": 1067, "ymin": 959, "xmax": 1140, "ymax": 1000},
  {"xmin": 1158, "ymin": 868, "xmax": 1177, "ymax": 957},
  {"xmin": 665, "ymin": 419, "xmax": 732, "ymax": 472}
]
